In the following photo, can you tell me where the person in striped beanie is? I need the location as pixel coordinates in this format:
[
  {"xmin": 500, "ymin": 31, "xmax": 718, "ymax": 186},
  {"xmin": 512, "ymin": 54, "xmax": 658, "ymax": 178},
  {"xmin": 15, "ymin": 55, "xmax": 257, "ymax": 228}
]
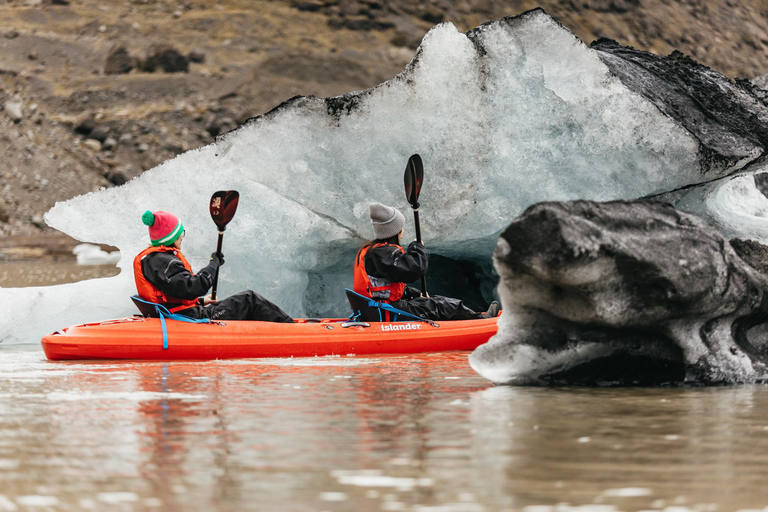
[
  {"xmin": 133, "ymin": 210, "xmax": 294, "ymax": 323},
  {"xmin": 143, "ymin": 210, "xmax": 185, "ymax": 247}
]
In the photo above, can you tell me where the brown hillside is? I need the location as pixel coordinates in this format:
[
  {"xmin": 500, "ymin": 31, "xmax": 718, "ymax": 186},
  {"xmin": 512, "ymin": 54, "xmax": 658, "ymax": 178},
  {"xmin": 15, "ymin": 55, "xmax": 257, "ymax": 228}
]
[{"xmin": 2, "ymin": 0, "xmax": 768, "ymax": 248}]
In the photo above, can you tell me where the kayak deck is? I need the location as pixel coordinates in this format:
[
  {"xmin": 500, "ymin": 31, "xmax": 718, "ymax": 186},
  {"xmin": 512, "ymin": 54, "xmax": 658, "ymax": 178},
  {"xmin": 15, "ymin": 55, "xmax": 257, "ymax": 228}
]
[{"xmin": 41, "ymin": 316, "xmax": 499, "ymax": 361}]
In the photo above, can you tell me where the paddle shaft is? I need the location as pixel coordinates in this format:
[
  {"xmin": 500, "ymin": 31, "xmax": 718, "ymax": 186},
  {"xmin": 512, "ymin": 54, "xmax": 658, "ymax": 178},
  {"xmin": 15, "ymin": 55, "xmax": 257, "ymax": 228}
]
[
  {"xmin": 211, "ymin": 231, "xmax": 224, "ymax": 301},
  {"xmin": 411, "ymin": 208, "xmax": 428, "ymax": 296}
]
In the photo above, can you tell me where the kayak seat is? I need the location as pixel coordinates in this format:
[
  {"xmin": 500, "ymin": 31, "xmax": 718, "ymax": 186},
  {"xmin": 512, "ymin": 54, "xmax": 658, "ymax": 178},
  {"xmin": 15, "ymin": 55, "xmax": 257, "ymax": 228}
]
[
  {"xmin": 344, "ymin": 289, "xmax": 424, "ymax": 323},
  {"xmin": 131, "ymin": 295, "xmax": 160, "ymax": 317},
  {"xmin": 130, "ymin": 294, "xmax": 211, "ymax": 350}
]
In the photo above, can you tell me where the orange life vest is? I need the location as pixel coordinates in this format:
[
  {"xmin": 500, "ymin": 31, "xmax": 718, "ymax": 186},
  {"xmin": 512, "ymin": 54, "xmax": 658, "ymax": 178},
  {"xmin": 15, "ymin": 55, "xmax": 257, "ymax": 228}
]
[
  {"xmin": 353, "ymin": 243, "xmax": 406, "ymax": 303},
  {"xmin": 133, "ymin": 245, "xmax": 199, "ymax": 312}
]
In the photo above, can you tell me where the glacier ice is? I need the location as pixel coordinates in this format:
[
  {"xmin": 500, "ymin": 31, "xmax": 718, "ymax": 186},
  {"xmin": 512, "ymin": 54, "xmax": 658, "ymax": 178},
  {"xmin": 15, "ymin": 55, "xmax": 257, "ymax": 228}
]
[
  {"xmin": 73, "ymin": 244, "xmax": 121, "ymax": 266},
  {"xmin": 672, "ymin": 166, "xmax": 768, "ymax": 244},
  {"xmin": 469, "ymin": 199, "xmax": 768, "ymax": 385},
  {"xmin": 1, "ymin": 9, "xmax": 764, "ymax": 344}
]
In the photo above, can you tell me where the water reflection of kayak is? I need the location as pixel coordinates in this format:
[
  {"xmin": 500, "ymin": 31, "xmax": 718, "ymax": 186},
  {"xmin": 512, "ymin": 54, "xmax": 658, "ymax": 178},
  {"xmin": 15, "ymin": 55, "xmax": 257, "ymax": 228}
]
[{"xmin": 41, "ymin": 316, "xmax": 499, "ymax": 361}]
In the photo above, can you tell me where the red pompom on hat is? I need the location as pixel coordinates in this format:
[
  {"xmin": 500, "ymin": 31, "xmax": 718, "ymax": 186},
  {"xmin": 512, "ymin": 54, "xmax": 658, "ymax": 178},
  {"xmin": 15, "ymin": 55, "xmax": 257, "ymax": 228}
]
[{"xmin": 142, "ymin": 210, "xmax": 184, "ymax": 247}]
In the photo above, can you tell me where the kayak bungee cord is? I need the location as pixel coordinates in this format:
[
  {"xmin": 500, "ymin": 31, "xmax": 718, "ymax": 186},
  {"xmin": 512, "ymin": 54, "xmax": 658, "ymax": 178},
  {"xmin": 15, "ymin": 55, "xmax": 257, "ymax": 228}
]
[
  {"xmin": 132, "ymin": 295, "xmax": 213, "ymax": 349},
  {"xmin": 346, "ymin": 289, "xmax": 439, "ymax": 327}
]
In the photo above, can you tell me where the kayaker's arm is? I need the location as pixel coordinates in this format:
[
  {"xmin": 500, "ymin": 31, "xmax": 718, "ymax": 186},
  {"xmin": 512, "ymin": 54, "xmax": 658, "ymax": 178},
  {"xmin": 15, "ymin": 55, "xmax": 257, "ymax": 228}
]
[
  {"xmin": 367, "ymin": 241, "xmax": 428, "ymax": 284},
  {"xmin": 142, "ymin": 251, "xmax": 220, "ymax": 300}
]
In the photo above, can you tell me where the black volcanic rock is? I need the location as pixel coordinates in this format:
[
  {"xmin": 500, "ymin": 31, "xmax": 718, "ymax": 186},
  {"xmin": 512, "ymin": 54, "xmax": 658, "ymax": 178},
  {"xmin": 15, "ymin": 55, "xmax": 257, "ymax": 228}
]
[
  {"xmin": 470, "ymin": 200, "xmax": 768, "ymax": 385},
  {"xmin": 592, "ymin": 39, "xmax": 768, "ymax": 179},
  {"xmin": 74, "ymin": 117, "xmax": 95, "ymax": 135},
  {"xmin": 104, "ymin": 45, "xmax": 134, "ymax": 75},
  {"xmin": 142, "ymin": 45, "xmax": 189, "ymax": 73},
  {"xmin": 86, "ymin": 124, "xmax": 110, "ymax": 143},
  {"xmin": 754, "ymin": 172, "xmax": 768, "ymax": 198},
  {"xmin": 730, "ymin": 238, "xmax": 768, "ymax": 275}
]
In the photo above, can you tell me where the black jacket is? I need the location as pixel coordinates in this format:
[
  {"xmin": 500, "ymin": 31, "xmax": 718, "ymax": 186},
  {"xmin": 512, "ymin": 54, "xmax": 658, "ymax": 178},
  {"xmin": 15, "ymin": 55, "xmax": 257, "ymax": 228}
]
[
  {"xmin": 141, "ymin": 251, "xmax": 219, "ymax": 303},
  {"xmin": 364, "ymin": 241, "xmax": 428, "ymax": 299}
]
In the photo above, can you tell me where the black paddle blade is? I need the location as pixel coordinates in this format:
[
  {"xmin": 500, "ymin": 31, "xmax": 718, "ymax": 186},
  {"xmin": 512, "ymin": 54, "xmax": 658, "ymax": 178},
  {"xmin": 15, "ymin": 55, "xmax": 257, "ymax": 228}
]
[
  {"xmin": 404, "ymin": 154, "xmax": 424, "ymax": 209},
  {"xmin": 209, "ymin": 190, "xmax": 240, "ymax": 231}
]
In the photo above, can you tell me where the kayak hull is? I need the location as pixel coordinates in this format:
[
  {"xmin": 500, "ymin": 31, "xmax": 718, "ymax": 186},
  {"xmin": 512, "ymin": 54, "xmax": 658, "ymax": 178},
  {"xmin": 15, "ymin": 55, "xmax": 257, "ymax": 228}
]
[{"xmin": 41, "ymin": 316, "xmax": 499, "ymax": 361}]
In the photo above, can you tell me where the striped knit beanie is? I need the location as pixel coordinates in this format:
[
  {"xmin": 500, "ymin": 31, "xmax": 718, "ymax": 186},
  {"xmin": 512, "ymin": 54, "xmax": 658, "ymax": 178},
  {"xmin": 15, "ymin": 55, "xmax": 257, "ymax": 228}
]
[{"xmin": 142, "ymin": 210, "xmax": 184, "ymax": 247}]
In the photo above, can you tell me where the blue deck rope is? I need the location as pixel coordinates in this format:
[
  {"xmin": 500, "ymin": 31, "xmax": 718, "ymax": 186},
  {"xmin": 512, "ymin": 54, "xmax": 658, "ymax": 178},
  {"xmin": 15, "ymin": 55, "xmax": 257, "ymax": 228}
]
[{"xmin": 132, "ymin": 296, "xmax": 211, "ymax": 349}]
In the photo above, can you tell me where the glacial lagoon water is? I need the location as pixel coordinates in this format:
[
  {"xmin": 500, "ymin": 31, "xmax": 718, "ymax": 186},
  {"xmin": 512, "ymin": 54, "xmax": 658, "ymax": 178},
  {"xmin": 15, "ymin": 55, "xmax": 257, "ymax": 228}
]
[
  {"xmin": 4, "ymin": 348, "xmax": 768, "ymax": 511},
  {"xmin": 2, "ymin": 264, "xmax": 768, "ymax": 511},
  {"xmin": 0, "ymin": 260, "xmax": 119, "ymax": 289}
]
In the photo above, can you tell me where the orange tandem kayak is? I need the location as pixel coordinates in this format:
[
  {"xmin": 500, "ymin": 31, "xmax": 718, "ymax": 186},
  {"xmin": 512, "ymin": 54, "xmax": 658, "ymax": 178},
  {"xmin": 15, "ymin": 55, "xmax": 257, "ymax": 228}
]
[{"xmin": 41, "ymin": 316, "xmax": 499, "ymax": 361}]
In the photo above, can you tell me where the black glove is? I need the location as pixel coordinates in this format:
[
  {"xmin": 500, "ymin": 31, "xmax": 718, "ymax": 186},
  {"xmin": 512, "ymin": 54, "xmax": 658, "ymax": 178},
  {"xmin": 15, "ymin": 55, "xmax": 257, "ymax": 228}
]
[
  {"xmin": 403, "ymin": 286, "xmax": 421, "ymax": 300},
  {"xmin": 210, "ymin": 252, "xmax": 225, "ymax": 266}
]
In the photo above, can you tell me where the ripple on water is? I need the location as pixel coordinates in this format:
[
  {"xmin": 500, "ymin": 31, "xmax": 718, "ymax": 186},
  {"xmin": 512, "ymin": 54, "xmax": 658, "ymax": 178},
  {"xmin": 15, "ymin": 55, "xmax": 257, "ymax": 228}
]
[{"xmin": 1, "ymin": 346, "xmax": 767, "ymax": 511}]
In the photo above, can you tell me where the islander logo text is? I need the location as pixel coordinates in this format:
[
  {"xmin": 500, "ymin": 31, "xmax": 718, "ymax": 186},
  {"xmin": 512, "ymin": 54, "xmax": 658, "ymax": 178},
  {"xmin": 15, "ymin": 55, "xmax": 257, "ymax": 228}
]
[{"xmin": 381, "ymin": 323, "xmax": 422, "ymax": 332}]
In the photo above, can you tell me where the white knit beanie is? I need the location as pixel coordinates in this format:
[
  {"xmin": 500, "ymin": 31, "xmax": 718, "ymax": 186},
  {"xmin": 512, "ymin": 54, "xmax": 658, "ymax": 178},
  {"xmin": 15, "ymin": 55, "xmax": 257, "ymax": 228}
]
[{"xmin": 369, "ymin": 202, "xmax": 405, "ymax": 240}]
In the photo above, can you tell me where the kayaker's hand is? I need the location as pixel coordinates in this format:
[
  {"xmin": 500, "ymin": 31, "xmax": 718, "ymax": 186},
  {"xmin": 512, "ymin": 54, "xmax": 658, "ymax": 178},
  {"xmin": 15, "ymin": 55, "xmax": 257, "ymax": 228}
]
[
  {"xmin": 210, "ymin": 252, "xmax": 225, "ymax": 267},
  {"xmin": 202, "ymin": 294, "xmax": 218, "ymax": 305}
]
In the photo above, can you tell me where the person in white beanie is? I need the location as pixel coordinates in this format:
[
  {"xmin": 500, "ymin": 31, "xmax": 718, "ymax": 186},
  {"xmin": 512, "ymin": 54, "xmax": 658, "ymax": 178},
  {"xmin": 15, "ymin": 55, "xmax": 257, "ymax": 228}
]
[{"xmin": 353, "ymin": 202, "xmax": 500, "ymax": 321}]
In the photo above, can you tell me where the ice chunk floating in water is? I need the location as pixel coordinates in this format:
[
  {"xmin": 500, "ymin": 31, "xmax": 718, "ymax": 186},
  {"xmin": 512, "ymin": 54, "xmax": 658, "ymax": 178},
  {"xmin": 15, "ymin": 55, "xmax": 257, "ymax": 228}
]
[
  {"xmin": 72, "ymin": 244, "xmax": 121, "ymax": 266},
  {"xmin": 2, "ymin": 8, "xmax": 767, "ymax": 343},
  {"xmin": 469, "ymin": 200, "xmax": 768, "ymax": 385}
]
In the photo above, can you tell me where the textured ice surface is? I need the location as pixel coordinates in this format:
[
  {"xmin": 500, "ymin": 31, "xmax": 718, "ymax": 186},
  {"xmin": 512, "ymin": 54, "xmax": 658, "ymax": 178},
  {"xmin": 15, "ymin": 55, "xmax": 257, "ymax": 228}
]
[
  {"xmin": 674, "ymin": 165, "xmax": 768, "ymax": 243},
  {"xmin": 0, "ymin": 9, "xmax": 749, "ymax": 344},
  {"xmin": 469, "ymin": 200, "xmax": 768, "ymax": 385}
]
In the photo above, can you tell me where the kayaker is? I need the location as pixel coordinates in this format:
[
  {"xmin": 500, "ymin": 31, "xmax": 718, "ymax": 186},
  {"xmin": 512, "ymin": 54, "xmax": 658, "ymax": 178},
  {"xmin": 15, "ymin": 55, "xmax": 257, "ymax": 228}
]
[
  {"xmin": 354, "ymin": 202, "xmax": 500, "ymax": 321},
  {"xmin": 134, "ymin": 210, "xmax": 295, "ymax": 323}
]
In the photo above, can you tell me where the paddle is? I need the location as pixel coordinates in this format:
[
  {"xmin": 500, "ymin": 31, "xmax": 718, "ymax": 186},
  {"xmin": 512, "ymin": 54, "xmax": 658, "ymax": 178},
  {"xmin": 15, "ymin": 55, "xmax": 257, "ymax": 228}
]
[
  {"xmin": 209, "ymin": 190, "xmax": 240, "ymax": 301},
  {"xmin": 403, "ymin": 154, "xmax": 428, "ymax": 297}
]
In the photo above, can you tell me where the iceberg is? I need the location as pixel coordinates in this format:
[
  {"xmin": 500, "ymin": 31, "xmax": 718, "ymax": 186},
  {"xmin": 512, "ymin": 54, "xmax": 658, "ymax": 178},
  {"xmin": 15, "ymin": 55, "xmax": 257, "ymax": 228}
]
[
  {"xmin": 469, "ymin": 199, "xmax": 768, "ymax": 385},
  {"xmin": 590, "ymin": 37, "xmax": 768, "ymax": 245},
  {"xmin": 672, "ymin": 171, "xmax": 768, "ymax": 243},
  {"xmin": 2, "ymin": 9, "xmax": 766, "ymax": 344}
]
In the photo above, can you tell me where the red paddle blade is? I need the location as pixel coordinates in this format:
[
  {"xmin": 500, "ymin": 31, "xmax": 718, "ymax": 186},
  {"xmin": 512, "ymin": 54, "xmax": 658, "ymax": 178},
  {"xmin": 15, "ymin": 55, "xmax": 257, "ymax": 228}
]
[
  {"xmin": 404, "ymin": 154, "xmax": 424, "ymax": 209},
  {"xmin": 210, "ymin": 190, "xmax": 239, "ymax": 231}
]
